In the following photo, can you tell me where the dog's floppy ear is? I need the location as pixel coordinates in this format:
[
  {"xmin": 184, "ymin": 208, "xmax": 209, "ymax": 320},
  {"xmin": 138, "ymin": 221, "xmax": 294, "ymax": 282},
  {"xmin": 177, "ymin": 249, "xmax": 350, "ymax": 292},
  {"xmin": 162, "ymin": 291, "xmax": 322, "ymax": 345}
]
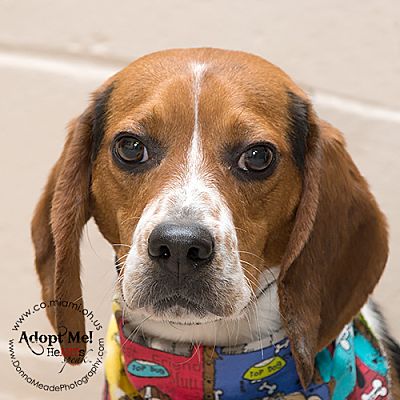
[
  {"xmin": 31, "ymin": 85, "xmax": 112, "ymax": 363},
  {"xmin": 278, "ymin": 93, "xmax": 389, "ymax": 387}
]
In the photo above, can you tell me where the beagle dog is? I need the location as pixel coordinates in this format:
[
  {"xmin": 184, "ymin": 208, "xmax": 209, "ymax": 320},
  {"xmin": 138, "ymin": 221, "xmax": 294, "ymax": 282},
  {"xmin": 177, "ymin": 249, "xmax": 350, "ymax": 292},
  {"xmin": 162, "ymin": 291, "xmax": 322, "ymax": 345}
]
[{"xmin": 32, "ymin": 48, "xmax": 400, "ymax": 399}]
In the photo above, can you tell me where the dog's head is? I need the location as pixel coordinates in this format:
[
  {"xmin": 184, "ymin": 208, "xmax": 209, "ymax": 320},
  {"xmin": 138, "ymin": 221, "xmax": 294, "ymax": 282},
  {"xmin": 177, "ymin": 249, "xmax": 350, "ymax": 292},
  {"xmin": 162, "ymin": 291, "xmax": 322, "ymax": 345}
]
[{"xmin": 31, "ymin": 48, "xmax": 388, "ymax": 386}]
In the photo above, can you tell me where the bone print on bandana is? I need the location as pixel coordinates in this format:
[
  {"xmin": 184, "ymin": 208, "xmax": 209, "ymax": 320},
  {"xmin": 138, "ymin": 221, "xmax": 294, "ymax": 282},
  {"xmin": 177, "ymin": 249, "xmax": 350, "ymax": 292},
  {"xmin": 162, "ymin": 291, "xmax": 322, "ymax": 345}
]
[{"xmin": 104, "ymin": 307, "xmax": 389, "ymax": 400}]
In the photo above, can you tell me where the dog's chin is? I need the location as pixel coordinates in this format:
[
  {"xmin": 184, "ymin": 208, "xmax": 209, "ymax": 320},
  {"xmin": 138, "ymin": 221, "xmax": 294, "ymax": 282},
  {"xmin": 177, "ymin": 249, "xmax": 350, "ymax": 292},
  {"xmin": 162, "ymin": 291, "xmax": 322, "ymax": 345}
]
[
  {"xmin": 147, "ymin": 308, "xmax": 223, "ymax": 325},
  {"xmin": 146, "ymin": 296, "xmax": 223, "ymax": 325},
  {"xmin": 122, "ymin": 294, "xmax": 226, "ymax": 325}
]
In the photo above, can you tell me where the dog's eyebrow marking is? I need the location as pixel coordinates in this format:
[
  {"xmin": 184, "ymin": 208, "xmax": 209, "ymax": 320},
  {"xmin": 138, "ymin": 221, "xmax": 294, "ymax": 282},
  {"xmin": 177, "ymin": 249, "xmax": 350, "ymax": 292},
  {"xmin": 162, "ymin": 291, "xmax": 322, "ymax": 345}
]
[
  {"xmin": 91, "ymin": 84, "xmax": 114, "ymax": 163},
  {"xmin": 287, "ymin": 91, "xmax": 310, "ymax": 171}
]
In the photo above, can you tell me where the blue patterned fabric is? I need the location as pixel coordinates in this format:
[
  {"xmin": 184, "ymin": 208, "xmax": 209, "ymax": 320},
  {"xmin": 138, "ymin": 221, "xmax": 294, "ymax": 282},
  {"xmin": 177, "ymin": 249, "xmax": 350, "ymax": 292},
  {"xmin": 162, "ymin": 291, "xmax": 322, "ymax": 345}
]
[{"xmin": 104, "ymin": 313, "xmax": 390, "ymax": 399}]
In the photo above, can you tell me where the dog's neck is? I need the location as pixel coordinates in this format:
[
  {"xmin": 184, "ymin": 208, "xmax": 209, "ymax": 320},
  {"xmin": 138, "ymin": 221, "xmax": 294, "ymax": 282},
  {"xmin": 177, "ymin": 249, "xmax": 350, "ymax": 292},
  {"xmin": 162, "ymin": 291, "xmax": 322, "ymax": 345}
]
[{"xmin": 121, "ymin": 267, "xmax": 283, "ymax": 348}]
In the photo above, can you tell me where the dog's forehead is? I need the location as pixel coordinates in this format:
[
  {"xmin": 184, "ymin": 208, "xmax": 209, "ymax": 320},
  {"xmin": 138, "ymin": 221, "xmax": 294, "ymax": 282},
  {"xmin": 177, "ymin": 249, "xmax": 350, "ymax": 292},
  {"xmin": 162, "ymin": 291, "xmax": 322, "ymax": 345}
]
[
  {"xmin": 114, "ymin": 48, "xmax": 294, "ymax": 94},
  {"xmin": 105, "ymin": 49, "xmax": 296, "ymax": 139}
]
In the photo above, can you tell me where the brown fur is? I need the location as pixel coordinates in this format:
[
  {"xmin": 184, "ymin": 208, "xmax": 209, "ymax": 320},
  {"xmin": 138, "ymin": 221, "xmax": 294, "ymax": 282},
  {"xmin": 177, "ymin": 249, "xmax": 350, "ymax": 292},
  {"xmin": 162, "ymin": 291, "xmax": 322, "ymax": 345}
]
[
  {"xmin": 31, "ymin": 48, "xmax": 389, "ymax": 387},
  {"xmin": 389, "ymin": 358, "xmax": 400, "ymax": 398},
  {"xmin": 32, "ymin": 114, "xmax": 90, "ymax": 362},
  {"xmin": 278, "ymin": 120, "xmax": 388, "ymax": 386}
]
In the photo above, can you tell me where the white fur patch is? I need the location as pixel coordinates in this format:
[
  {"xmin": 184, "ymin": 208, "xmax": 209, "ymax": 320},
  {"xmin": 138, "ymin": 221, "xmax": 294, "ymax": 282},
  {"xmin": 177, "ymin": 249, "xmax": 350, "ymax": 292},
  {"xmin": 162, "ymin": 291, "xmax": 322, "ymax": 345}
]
[
  {"xmin": 362, "ymin": 300, "xmax": 384, "ymax": 340},
  {"xmin": 124, "ymin": 267, "xmax": 283, "ymax": 347},
  {"xmin": 189, "ymin": 61, "xmax": 207, "ymax": 169}
]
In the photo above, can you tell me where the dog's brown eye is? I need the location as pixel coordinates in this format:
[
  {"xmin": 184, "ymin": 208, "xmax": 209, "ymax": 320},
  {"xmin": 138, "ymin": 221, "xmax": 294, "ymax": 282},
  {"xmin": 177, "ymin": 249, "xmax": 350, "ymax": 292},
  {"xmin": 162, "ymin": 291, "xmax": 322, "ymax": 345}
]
[
  {"xmin": 238, "ymin": 145, "xmax": 274, "ymax": 171},
  {"xmin": 115, "ymin": 136, "xmax": 149, "ymax": 163}
]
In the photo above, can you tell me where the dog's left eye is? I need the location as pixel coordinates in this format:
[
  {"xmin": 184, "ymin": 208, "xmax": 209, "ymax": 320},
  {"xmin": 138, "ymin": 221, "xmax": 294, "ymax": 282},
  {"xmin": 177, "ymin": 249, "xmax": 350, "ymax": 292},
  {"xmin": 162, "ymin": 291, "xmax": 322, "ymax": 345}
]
[
  {"xmin": 238, "ymin": 145, "xmax": 274, "ymax": 172},
  {"xmin": 114, "ymin": 135, "xmax": 149, "ymax": 164}
]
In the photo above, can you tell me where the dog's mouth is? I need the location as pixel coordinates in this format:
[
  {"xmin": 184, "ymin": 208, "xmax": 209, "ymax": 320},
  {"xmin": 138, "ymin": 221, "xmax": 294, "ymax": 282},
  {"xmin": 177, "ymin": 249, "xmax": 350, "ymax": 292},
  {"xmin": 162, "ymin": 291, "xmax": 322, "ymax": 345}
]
[
  {"xmin": 121, "ymin": 270, "xmax": 278, "ymax": 325},
  {"xmin": 139, "ymin": 279, "xmax": 277, "ymax": 324},
  {"xmin": 153, "ymin": 294, "xmax": 205, "ymax": 314},
  {"xmin": 148, "ymin": 293, "xmax": 224, "ymax": 321},
  {"xmin": 120, "ymin": 277, "xmax": 229, "ymax": 324}
]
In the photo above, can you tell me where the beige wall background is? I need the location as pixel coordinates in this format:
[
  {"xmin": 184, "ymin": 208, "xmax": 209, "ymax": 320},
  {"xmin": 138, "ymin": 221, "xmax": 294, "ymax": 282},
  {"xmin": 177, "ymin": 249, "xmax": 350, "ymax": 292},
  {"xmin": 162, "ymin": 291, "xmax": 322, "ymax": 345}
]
[{"xmin": 0, "ymin": 1, "xmax": 399, "ymax": 399}]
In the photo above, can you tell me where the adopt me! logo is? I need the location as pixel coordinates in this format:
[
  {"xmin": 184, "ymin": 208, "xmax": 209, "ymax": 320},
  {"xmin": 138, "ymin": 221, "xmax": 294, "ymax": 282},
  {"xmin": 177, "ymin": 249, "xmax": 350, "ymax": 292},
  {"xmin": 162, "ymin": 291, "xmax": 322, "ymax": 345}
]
[
  {"xmin": 9, "ymin": 299, "xmax": 105, "ymax": 393},
  {"xmin": 19, "ymin": 326, "xmax": 93, "ymax": 360}
]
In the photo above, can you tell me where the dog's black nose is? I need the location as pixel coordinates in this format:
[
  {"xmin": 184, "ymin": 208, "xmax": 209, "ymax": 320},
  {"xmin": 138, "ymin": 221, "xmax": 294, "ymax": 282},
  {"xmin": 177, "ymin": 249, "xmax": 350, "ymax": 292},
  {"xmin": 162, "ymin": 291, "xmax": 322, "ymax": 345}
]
[{"xmin": 148, "ymin": 222, "xmax": 214, "ymax": 279}]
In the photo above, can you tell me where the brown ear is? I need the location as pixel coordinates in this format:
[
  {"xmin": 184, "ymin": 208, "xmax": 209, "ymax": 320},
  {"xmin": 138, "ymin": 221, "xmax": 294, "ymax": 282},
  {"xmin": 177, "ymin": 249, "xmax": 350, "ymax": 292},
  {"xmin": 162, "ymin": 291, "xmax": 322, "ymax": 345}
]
[
  {"xmin": 278, "ymin": 105, "xmax": 389, "ymax": 387},
  {"xmin": 31, "ymin": 108, "xmax": 94, "ymax": 363}
]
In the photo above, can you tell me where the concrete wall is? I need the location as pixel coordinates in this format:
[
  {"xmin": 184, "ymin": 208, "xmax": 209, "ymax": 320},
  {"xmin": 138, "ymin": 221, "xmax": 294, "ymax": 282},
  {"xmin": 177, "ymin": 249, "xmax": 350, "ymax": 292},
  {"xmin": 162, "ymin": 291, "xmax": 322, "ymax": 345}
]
[{"xmin": 1, "ymin": 1, "xmax": 399, "ymax": 398}]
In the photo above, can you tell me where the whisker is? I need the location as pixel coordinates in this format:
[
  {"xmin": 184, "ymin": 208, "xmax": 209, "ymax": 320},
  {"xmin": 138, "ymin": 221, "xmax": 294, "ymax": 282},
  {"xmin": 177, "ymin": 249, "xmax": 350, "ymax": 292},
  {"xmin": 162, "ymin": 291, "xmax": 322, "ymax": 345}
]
[
  {"xmin": 234, "ymin": 226, "xmax": 248, "ymax": 234},
  {"xmin": 176, "ymin": 342, "xmax": 201, "ymax": 366},
  {"xmin": 120, "ymin": 215, "xmax": 142, "ymax": 226},
  {"xmin": 121, "ymin": 315, "xmax": 152, "ymax": 351},
  {"xmin": 239, "ymin": 259, "xmax": 264, "ymax": 275},
  {"xmin": 238, "ymin": 250, "xmax": 264, "ymax": 262},
  {"xmin": 112, "ymin": 243, "xmax": 132, "ymax": 248},
  {"xmin": 115, "ymin": 253, "xmax": 129, "ymax": 264}
]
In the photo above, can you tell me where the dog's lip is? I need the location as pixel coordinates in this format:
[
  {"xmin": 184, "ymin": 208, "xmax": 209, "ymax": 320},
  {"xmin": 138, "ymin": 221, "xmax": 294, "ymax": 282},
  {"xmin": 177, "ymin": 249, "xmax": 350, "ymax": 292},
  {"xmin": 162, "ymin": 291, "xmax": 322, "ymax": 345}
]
[
  {"xmin": 233, "ymin": 278, "xmax": 278, "ymax": 317},
  {"xmin": 150, "ymin": 279, "xmax": 278, "ymax": 325},
  {"xmin": 255, "ymin": 278, "xmax": 277, "ymax": 298},
  {"xmin": 120, "ymin": 282, "xmax": 222, "ymax": 319},
  {"xmin": 164, "ymin": 316, "xmax": 223, "ymax": 326},
  {"xmin": 149, "ymin": 293, "xmax": 225, "ymax": 323},
  {"xmin": 121, "ymin": 279, "xmax": 277, "ymax": 317},
  {"xmin": 155, "ymin": 293, "xmax": 197, "ymax": 304},
  {"xmin": 152, "ymin": 293, "xmax": 211, "ymax": 313}
]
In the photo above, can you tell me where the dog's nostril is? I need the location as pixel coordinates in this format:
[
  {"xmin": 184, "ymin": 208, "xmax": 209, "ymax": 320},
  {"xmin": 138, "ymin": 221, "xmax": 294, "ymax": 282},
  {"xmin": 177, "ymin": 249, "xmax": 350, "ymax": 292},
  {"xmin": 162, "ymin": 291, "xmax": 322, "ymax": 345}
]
[
  {"xmin": 187, "ymin": 246, "xmax": 200, "ymax": 262},
  {"xmin": 187, "ymin": 245, "xmax": 212, "ymax": 262},
  {"xmin": 159, "ymin": 245, "xmax": 170, "ymax": 259}
]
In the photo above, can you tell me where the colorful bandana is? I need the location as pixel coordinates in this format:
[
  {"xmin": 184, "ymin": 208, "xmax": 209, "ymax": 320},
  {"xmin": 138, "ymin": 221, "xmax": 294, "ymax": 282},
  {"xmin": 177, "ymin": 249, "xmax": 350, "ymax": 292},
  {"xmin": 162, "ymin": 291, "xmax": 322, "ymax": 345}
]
[{"xmin": 103, "ymin": 303, "xmax": 390, "ymax": 400}]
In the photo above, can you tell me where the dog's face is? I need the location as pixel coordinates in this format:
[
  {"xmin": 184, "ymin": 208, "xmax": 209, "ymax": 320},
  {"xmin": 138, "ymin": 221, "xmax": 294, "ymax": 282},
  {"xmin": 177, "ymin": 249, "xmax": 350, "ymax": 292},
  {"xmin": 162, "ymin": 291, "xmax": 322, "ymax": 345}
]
[
  {"xmin": 90, "ymin": 51, "xmax": 302, "ymax": 324},
  {"xmin": 32, "ymin": 48, "xmax": 388, "ymax": 386}
]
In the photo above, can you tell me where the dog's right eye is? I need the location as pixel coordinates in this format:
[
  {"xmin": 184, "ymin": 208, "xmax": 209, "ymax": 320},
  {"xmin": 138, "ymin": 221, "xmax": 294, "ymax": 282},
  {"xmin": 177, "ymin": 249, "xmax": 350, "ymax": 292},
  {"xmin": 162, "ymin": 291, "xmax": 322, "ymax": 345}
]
[
  {"xmin": 112, "ymin": 134, "xmax": 150, "ymax": 170},
  {"xmin": 115, "ymin": 136, "xmax": 149, "ymax": 163},
  {"xmin": 111, "ymin": 133, "xmax": 165, "ymax": 173}
]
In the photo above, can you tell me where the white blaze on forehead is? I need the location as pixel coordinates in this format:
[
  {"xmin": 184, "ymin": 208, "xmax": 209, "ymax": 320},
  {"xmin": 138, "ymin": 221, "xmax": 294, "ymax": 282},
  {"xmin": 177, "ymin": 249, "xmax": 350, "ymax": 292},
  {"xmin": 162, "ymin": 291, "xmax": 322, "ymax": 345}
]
[
  {"xmin": 188, "ymin": 62, "xmax": 207, "ymax": 173},
  {"xmin": 173, "ymin": 61, "xmax": 209, "ymax": 210}
]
